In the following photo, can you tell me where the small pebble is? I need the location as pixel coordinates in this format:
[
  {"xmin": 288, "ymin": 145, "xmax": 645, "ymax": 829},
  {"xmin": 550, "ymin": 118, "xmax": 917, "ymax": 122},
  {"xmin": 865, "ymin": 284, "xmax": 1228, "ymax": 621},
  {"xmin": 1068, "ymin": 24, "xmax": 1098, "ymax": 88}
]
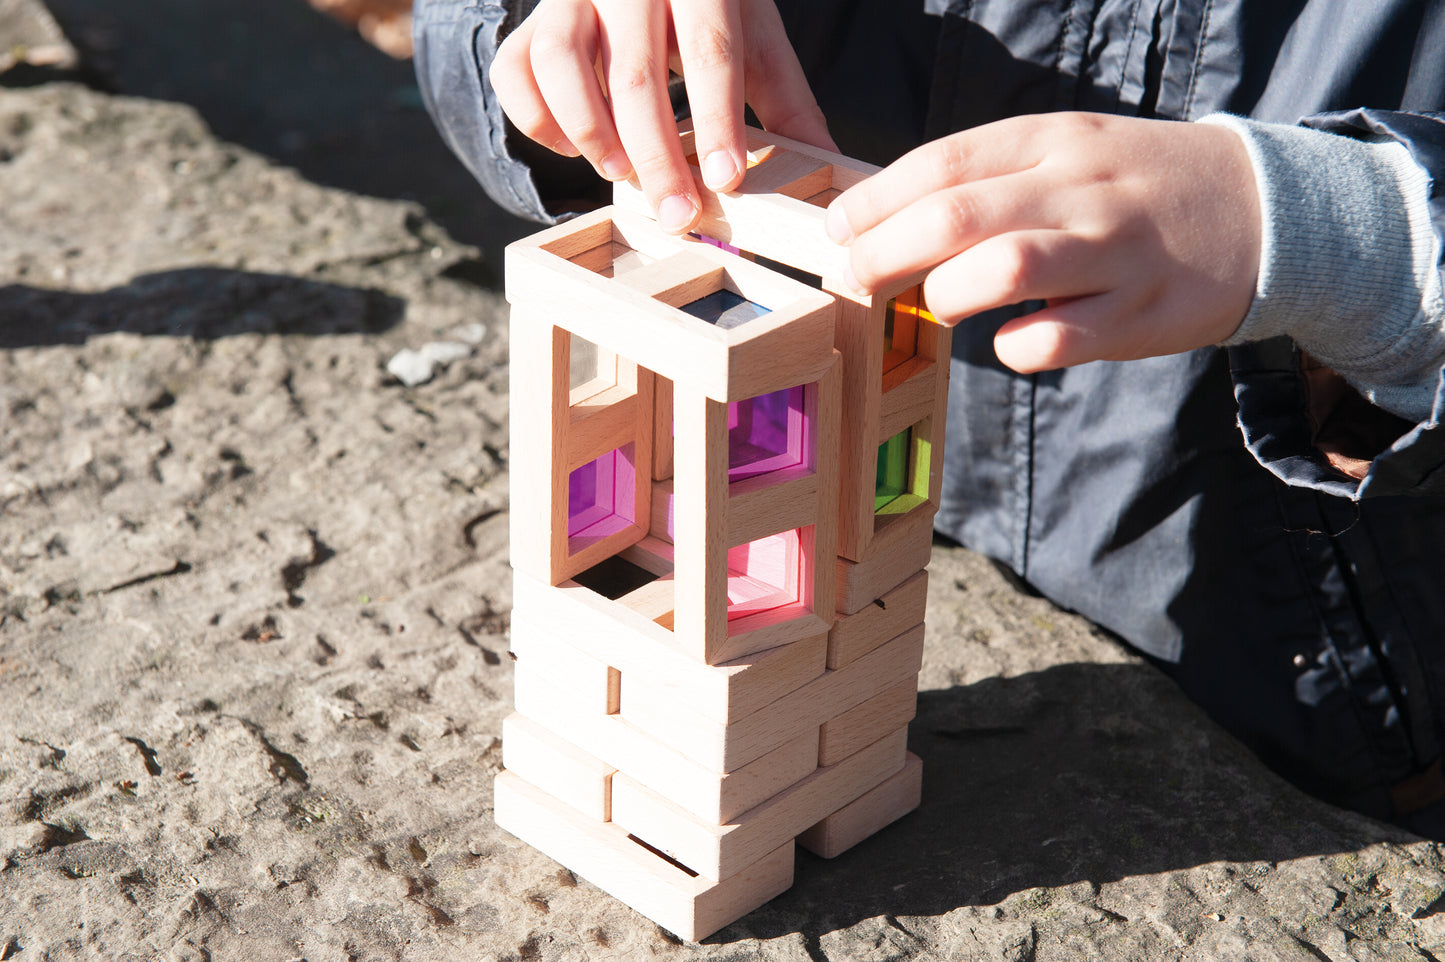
[
  {"xmin": 419, "ymin": 340, "xmax": 473, "ymax": 365},
  {"xmin": 448, "ymin": 322, "xmax": 488, "ymax": 345},
  {"xmin": 386, "ymin": 348, "xmax": 436, "ymax": 387}
]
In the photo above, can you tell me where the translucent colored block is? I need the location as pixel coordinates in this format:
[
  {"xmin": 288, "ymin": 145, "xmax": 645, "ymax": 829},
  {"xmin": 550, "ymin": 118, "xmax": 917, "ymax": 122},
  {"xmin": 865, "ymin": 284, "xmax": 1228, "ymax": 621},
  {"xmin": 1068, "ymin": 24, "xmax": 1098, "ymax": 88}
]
[
  {"xmin": 726, "ymin": 529, "xmax": 802, "ymax": 621},
  {"xmin": 568, "ymin": 446, "xmax": 636, "ymax": 547},
  {"xmin": 727, "ymin": 386, "xmax": 808, "ymax": 483},
  {"xmin": 697, "ymin": 235, "xmax": 742, "ymax": 256},
  {"xmin": 875, "ymin": 428, "xmax": 929, "ymax": 516},
  {"xmin": 882, "ymin": 286, "xmax": 931, "ymax": 376},
  {"xmin": 682, "ymin": 290, "xmax": 772, "ymax": 330}
]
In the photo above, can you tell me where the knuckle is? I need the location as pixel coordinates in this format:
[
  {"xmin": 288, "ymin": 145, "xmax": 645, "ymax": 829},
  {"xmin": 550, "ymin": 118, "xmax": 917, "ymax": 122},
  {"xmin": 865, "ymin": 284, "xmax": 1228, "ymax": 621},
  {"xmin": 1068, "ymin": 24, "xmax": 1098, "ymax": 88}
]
[
  {"xmin": 529, "ymin": 25, "xmax": 580, "ymax": 61},
  {"xmin": 682, "ymin": 23, "xmax": 737, "ymax": 72},
  {"xmin": 996, "ymin": 241, "xmax": 1039, "ymax": 293},
  {"xmin": 932, "ymin": 190, "xmax": 981, "ymax": 246},
  {"xmin": 610, "ymin": 57, "xmax": 662, "ymax": 95}
]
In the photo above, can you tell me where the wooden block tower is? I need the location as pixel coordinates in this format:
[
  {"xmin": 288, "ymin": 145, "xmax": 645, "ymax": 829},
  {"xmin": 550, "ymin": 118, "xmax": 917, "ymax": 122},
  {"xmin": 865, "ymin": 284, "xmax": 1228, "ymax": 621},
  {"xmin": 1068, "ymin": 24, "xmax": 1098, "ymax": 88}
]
[{"xmin": 495, "ymin": 128, "xmax": 952, "ymax": 941}]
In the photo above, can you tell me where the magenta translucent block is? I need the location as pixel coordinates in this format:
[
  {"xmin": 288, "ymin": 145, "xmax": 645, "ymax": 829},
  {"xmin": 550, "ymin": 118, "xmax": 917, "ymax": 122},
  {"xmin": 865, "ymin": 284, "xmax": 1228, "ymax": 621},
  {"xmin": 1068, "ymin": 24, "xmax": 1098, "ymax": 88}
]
[
  {"xmin": 567, "ymin": 446, "xmax": 635, "ymax": 546},
  {"xmin": 727, "ymin": 386, "xmax": 808, "ymax": 482},
  {"xmin": 726, "ymin": 529, "xmax": 802, "ymax": 621},
  {"xmin": 698, "ymin": 235, "xmax": 742, "ymax": 256}
]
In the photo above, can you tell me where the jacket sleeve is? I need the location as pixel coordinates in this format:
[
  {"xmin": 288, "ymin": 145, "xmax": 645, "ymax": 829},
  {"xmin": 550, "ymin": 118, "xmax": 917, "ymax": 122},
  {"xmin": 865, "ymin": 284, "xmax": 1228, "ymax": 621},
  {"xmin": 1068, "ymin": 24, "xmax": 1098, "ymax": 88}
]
[
  {"xmin": 1223, "ymin": 109, "xmax": 1445, "ymax": 499},
  {"xmin": 411, "ymin": 0, "xmax": 605, "ymax": 224}
]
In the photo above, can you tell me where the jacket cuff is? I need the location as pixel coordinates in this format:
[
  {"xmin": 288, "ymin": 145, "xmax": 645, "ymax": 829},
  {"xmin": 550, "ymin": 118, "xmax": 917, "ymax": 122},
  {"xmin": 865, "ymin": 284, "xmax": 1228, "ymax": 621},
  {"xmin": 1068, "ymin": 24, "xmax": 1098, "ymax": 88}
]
[{"xmin": 1202, "ymin": 113, "xmax": 1445, "ymax": 423}]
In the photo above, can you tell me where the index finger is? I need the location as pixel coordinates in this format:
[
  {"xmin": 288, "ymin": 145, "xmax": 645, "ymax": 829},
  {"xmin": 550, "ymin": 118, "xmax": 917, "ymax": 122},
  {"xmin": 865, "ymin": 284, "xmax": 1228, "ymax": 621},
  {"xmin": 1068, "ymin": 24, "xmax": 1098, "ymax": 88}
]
[
  {"xmin": 600, "ymin": 2, "xmax": 700, "ymax": 233},
  {"xmin": 672, "ymin": 1, "xmax": 747, "ymax": 192}
]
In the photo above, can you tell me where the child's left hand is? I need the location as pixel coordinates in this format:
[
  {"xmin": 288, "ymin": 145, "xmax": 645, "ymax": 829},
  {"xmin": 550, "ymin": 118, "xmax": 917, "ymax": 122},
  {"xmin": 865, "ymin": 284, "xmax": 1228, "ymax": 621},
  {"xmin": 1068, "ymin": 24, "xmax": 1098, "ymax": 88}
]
[{"xmin": 825, "ymin": 112, "xmax": 1262, "ymax": 373}]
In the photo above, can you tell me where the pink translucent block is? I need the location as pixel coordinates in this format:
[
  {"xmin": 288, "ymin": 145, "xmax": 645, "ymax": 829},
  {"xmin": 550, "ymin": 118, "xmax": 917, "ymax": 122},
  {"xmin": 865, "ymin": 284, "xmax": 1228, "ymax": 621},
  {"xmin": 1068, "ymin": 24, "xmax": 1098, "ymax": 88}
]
[
  {"xmin": 726, "ymin": 529, "xmax": 802, "ymax": 621},
  {"xmin": 567, "ymin": 446, "xmax": 635, "ymax": 546},
  {"xmin": 728, "ymin": 386, "xmax": 808, "ymax": 482}
]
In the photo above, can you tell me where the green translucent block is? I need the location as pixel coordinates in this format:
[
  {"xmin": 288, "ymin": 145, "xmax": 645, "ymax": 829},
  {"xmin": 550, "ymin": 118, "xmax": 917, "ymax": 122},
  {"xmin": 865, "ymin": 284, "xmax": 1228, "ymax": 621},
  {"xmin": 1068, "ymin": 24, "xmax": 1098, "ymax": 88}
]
[{"xmin": 874, "ymin": 428, "xmax": 930, "ymax": 515}]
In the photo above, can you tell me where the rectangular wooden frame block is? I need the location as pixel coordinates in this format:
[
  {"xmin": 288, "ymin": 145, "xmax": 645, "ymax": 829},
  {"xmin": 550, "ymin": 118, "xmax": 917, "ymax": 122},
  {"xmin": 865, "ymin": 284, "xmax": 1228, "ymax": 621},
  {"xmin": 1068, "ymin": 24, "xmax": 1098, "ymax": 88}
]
[
  {"xmin": 507, "ymin": 207, "xmax": 836, "ymax": 404},
  {"xmin": 495, "ymin": 771, "xmax": 795, "ymax": 942},
  {"xmin": 512, "ymin": 571, "xmax": 827, "ymax": 724},
  {"xmin": 508, "ymin": 304, "xmax": 655, "ymax": 587},
  {"xmin": 613, "ymin": 126, "xmax": 881, "ymax": 284},
  {"xmin": 669, "ymin": 356, "xmax": 841, "ymax": 665}
]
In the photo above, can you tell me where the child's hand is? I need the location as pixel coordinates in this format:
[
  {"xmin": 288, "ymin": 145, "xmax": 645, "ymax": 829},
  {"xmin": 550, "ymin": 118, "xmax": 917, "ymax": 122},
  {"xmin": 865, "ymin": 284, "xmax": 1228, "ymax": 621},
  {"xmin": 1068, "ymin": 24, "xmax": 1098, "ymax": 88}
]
[
  {"xmin": 825, "ymin": 113, "xmax": 1262, "ymax": 373},
  {"xmin": 490, "ymin": 0, "xmax": 834, "ymax": 234}
]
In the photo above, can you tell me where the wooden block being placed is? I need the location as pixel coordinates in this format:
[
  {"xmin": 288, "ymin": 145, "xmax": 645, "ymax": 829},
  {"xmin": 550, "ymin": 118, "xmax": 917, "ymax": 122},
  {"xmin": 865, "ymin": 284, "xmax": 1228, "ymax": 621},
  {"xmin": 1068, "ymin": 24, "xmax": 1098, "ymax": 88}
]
[
  {"xmin": 828, "ymin": 569, "xmax": 929, "ymax": 669},
  {"xmin": 513, "ymin": 648, "xmax": 819, "ymax": 824},
  {"xmin": 621, "ymin": 624, "xmax": 924, "ymax": 772},
  {"xmin": 610, "ymin": 727, "xmax": 908, "ymax": 881},
  {"xmin": 798, "ymin": 752, "xmax": 922, "ymax": 859},
  {"xmin": 513, "ymin": 571, "xmax": 827, "ymax": 724},
  {"xmin": 818, "ymin": 677, "xmax": 918, "ymax": 766},
  {"xmin": 502, "ymin": 713, "xmax": 614, "ymax": 821},
  {"xmin": 495, "ymin": 771, "xmax": 795, "ymax": 942},
  {"xmin": 835, "ymin": 507, "xmax": 936, "ymax": 615}
]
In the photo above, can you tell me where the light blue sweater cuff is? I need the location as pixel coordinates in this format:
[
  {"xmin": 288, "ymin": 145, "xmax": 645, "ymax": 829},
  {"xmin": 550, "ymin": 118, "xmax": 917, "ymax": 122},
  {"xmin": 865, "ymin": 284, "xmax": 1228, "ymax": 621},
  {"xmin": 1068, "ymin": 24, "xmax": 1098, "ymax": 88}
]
[{"xmin": 1202, "ymin": 113, "xmax": 1445, "ymax": 422}]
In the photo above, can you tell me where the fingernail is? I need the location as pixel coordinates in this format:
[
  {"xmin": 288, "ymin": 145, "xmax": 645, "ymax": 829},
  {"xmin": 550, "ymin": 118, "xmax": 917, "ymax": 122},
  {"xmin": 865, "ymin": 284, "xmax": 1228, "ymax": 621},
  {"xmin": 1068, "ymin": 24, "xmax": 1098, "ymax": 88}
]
[
  {"xmin": 553, "ymin": 137, "xmax": 581, "ymax": 158},
  {"xmin": 600, "ymin": 153, "xmax": 631, "ymax": 181},
  {"xmin": 825, "ymin": 203, "xmax": 853, "ymax": 245},
  {"xmin": 842, "ymin": 262, "xmax": 867, "ymax": 295},
  {"xmin": 657, "ymin": 193, "xmax": 697, "ymax": 234},
  {"xmin": 701, "ymin": 151, "xmax": 738, "ymax": 190}
]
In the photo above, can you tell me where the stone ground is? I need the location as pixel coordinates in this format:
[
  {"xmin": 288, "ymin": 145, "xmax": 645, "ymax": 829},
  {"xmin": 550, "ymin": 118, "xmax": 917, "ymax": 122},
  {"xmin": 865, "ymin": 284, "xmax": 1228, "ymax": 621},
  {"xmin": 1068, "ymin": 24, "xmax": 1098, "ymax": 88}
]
[{"xmin": 3, "ymin": 8, "xmax": 1445, "ymax": 962}]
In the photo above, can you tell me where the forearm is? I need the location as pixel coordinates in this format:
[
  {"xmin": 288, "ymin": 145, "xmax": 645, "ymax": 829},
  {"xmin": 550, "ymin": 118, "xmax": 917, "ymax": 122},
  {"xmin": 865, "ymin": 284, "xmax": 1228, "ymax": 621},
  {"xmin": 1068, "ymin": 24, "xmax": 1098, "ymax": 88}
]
[{"xmin": 1204, "ymin": 114, "xmax": 1445, "ymax": 422}]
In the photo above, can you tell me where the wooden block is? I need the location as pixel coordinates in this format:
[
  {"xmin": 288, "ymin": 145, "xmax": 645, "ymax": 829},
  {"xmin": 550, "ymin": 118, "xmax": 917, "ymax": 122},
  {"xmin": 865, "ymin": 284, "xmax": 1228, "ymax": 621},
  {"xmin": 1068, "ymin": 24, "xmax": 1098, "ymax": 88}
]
[
  {"xmin": 652, "ymin": 374, "xmax": 674, "ymax": 481},
  {"xmin": 672, "ymin": 383, "xmax": 731, "ymax": 662},
  {"xmin": 620, "ymin": 624, "xmax": 925, "ymax": 772},
  {"xmin": 877, "ymin": 363, "xmax": 938, "ymax": 449},
  {"xmin": 512, "ymin": 572, "xmax": 827, "ymax": 724},
  {"xmin": 513, "ymin": 651, "xmax": 819, "ymax": 824},
  {"xmin": 827, "ymin": 289, "xmax": 884, "ymax": 563},
  {"xmin": 725, "ymin": 470, "xmax": 819, "ymax": 549},
  {"xmin": 828, "ymin": 570, "xmax": 928, "ymax": 669},
  {"xmin": 502, "ymin": 713, "xmax": 614, "ymax": 821},
  {"xmin": 506, "ymin": 309, "xmax": 569, "ymax": 587},
  {"xmin": 509, "ymin": 618, "xmax": 618, "ymax": 716},
  {"xmin": 495, "ymin": 771, "xmax": 795, "ymax": 942},
  {"xmin": 610, "ymin": 727, "xmax": 908, "ymax": 881},
  {"xmin": 797, "ymin": 752, "xmax": 922, "ymax": 859},
  {"xmin": 508, "ymin": 209, "xmax": 836, "ymax": 405},
  {"xmin": 818, "ymin": 677, "xmax": 918, "ymax": 766},
  {"xmin": 835, "ymin": 508, "xmax": 936, "ymax": 615}
]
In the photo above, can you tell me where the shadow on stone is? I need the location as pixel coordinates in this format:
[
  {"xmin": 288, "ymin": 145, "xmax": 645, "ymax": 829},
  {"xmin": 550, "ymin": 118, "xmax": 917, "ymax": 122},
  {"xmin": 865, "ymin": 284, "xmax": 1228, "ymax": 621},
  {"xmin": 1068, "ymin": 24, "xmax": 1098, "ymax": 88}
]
[
  {"xmin": 726, "ymin": 661, "xmax": 1404, "ymax": 943},
  {"xmin": 0, "ymin": 267, "xmax": 404, "ymax": 347}
]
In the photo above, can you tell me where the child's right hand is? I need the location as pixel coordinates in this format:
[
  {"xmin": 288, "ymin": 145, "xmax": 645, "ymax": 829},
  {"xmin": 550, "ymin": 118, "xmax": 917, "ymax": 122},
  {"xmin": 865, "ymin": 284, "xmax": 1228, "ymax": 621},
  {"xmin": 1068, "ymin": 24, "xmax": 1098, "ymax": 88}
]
[{"xmin": 489, "ymin": 0, "xmax": 834, "ymax": 235}]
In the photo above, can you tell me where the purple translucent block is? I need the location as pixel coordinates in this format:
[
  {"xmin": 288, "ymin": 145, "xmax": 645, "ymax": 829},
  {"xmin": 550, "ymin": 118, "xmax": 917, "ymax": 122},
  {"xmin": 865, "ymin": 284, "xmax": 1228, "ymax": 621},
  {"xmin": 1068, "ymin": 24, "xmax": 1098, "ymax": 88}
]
[
  {"xmin": 727, "ymin": 386, "xmax": 808, "ymax": 482},
  {"xmin": 567, "ymin": 446, "xmax": 635, "ymax": 543}
]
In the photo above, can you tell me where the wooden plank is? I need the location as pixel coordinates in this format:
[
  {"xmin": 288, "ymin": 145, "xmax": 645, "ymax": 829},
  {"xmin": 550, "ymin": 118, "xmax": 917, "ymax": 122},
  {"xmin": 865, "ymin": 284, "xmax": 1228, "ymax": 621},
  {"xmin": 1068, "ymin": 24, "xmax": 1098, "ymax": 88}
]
[
  {"xmin": 835, "ymin": 508, "xmax": 935, "ymax": 615},
  {"xmin": 710, "ymin": 611, "xmax": 832, "ymax": 667},
  {"xmin": 502, "ymin": 712, "xmax": 614, "ymax": 822},
  {"xmin": 825, "ymin": 288, "xmax": 885, "ymax": 562},
  {"xmin": 506, "ymin": 308, "xmax": 570, "ymax": 587},
  {"xmin": 567, "ymin": 391, "xmax": 639, "ymax": 470},
  {"xmin": 620, "ymin": 624, "xmax": 925, "ymax": 772},
  {"xmin": 610, "ymin": 727, "xmax": 907, "ymax": 881},
  {"xmin": 818, "ymin": 677, "xmax": 918, "ymax": 767},
  {"xmin": 725, "ymin": 471, "xmax": 818, "ymax": 549},
  {"xmin": 828, "ymin": 570, "xmax": 928, "ymax": 669},
  {"xmin": 652, "ymin": 373, "xmax": 674, "ymax": 481},
  {"xmin": 797, "ymin": 752, "xmax": 922, "ymax": 859},
  {"xmin": 808, "ymin": 354, "xmax": 841, "ymax": 624},
  {"xmin": 495, "ymin": 771, "xmax": 796, "ymax": 942},
  {"xmin": 877, "ymin": 364, "xmax": 938, "ymax": 448},
  {"xmin": 512, "ymin": 651, "xmax": 819, "ymax": 823},
  {"xmin": 672, "ymin": 384, "xmax": 731, "ymax": 662},
  {"xmin": 616, "ymin": 251, "xmax": 727, "ymax": 308},
  {"xmin": 512, "ymin": 573, "xmax": 827, "ymax": 724}
]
